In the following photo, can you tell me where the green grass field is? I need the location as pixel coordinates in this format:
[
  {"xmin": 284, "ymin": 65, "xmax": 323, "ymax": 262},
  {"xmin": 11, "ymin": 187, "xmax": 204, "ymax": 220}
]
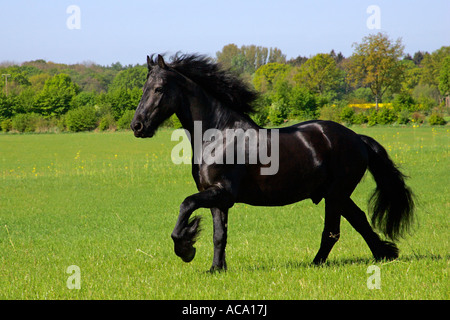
[{"xmin": 0, "ymin": 126, "xmax": 448, "ymax": 299}]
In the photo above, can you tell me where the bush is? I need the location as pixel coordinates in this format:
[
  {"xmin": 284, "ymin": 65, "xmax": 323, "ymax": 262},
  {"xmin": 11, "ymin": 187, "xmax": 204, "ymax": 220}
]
[
  {"xmin": 411, "ymin": 112, "xmax": 425, "ymax": 124},
  {"xmin": 377, "ymin": 108, "xmax": 397, "ymax": 125},
  {"xmin": 340, "ymin": 106, "xmax": 355, "ymax": 124},
  {"xmin": 11, "ymin": 113, "xmax": 43, "ymax": 132},
  {"xmin": 353, "ymin": 112, "xmax": 369, "ymax": 125},
  {"xmin": 416, "ymin": 95, "xmax": 437, "ymax": 113},
  {"xmin": 116, "ymin": 109, "xmax": 135, "ymax": 130},
  {"xmin": 56, "ymin": 116, "xmax": 66, "ymax": 132},
  {"xmin": 367, "ymin": 110, "xmax": 378, "ymax": 126},
  {"xmin": 251, "ymin": 110, "xmax": 269, "ymax": 127},
  {"xmin": 268, "ymin": 101, "xmax": 286, "ymax": 126},
  {"xmin": 397, "ymin": 109, "xmax": 410, "ymax": 125},
  {"xmin": 11, "ymin": 114, "xmax": 30, "ymax": 132},
  {"xmin": 98, "ymin": 113, "xmax": 116, "ymax": 131},
  {"xmin": 163, "ymin": 114, "xmax": 183, "ymax": 129},
  {"xmin": 349, "ymin": 87, "xmax": 374, "ymax": 103},
  {"xmin": 428, "ymin": 113, "xmax": 447, "ymax": 125},
  {"xmin": 250, "ymin": 95, "xmax": 271, "ymax": 126},
  {"xmin": 1, "ymin": 119, "xmax": 12, "ymax": 132},
  {"xmin": 319, "ymin": 105, "xmax": 341, "ymax": 122},
  {"xmin": 392, "ymin": 92, "xmax": 416, "ymax": 112},
  {"xmin": 288, "ymin": 87, "xmax": 317, "ymax": 119},
  {"xmin": 65, "ymin": 106, "xmax": 98, "ymax": 132},
  {"xmin": 412, "ymin": 84, "xmax": 440, "ymax": 113}
]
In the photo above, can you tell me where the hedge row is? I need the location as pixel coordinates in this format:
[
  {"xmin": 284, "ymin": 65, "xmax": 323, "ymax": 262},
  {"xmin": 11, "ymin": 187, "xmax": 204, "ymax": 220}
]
[
  {"xmin": 1, "ymin": 107, "xmax": 135, "ymax": 133},
  {"xmin": 1, "ymin": 105, "xmax": 447, "ymax": 134}
]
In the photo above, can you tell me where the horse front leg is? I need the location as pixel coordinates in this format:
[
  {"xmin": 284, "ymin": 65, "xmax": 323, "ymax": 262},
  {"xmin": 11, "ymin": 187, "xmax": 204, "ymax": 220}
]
[
  {"xmin": 171, "ymin": 186, "xmax": 233, "ymax": 265},
  {"xmin": 210, "ymin": 207, "xmax": 228, "ymax": 272}
]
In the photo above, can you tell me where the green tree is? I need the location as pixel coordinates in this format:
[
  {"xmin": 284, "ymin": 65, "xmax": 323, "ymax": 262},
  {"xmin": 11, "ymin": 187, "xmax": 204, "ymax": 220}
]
[
  {"xmin": 268, "ymin": 47, "xmax": 286, "ymax": 64},
  {"xmin": 71, "ymin": 91, "xmax": 97, "ymax": 109},
  {"xmin": 29, "ymin": 73, "xmax": 51, "ymax": 92},
  {"xmin": 231, "ymin": 54, "xmax": 254, "ymax": 75},
  {"xmin": 65, "ymin": 105, "xmax": 97, "ymax": 132},
  {"xmin": 230, "ymin": 45, "xmax": 271, "ymax": 75},
  {"xmin": 412, "ymin": 51, "xmax": 426, "ymax": 66},
  {"xmin": 0, "ymin": 93, "xmax": 14, "ymax": 120},
  {"xmin": 35, "ymin": 73, "xmax": 79, "ymax": 117},
  {"xmin": 106, "ymin": 87, "xmax": 142, "ymax": 119},
  {"xmin": 421, "ymin": 46, "xmax": 450, "ymax": 89},
  {"xmin": 438, "ymin": 56, "xmax": 450, "ymax": 97},
  {"xmin": 288, "ymin": 86, "xmax": 317, "ymax": 119},
  {"xmin": 287, "ymin": 55, "xmax": 308, "ymax": 67},
  {"xmin": 109, "ymin": 66, "xmax": 147, "ymax": 91},
  {"xmin": 216, "ymin": 44, "xmax": 285, "ymax": 75},
  {"xmin": 240, "ymin": 45, "xmax": 269, "ymax": 72},
  {"xmin": 106, "ymin": 65, "xmax": 146, "ymax": 118},
  {"xmin": 253, "ymin": 63, "xmax": 291, "ymax": 92},
  {"xmin": 293, "ymin": 53, "xmax": 343, "ymax": 95},
  {"xmin": 216, "ymin": 44, "xmax": 240, "ymax": 70},
  {"xmin": 346, "ymin": 33, "xmax": 405, "ymax": 109},
  {"xmin": 400, "ymin": 59, "xmax": 422, "ymax": 93}
]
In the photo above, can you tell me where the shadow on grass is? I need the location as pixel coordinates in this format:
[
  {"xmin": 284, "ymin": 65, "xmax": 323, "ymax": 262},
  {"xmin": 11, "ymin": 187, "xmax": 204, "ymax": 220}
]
[
  {"xmin": 200, "ymin": 252, "xmax": 448, "ymax": 275},
  {"xmin": 238, "ymin": 252, "xmax": 448, "ymax": 273}
]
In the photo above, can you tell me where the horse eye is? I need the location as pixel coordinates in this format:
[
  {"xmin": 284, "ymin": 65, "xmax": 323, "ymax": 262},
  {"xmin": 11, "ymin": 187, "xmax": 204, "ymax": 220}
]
[{"xmin": 154, "ymin": 87, "xmax": 164, "ymax": 93}]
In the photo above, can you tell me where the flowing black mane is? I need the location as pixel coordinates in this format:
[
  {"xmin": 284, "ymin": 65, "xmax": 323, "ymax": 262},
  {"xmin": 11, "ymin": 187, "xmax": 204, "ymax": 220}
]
[{"xmin": 149, "ymin": 53, "xmax": 258, "ymax": 115}]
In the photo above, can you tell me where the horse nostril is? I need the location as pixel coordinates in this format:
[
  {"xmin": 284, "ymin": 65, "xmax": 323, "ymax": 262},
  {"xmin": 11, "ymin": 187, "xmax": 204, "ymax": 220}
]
[{"xmin": 133, "ymin": 121, "xmax": 143, "ymax": 132}]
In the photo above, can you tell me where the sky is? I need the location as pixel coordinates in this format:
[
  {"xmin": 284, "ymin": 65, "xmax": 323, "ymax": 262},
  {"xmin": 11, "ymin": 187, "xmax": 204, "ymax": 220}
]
[{"xmin": 1, "ymin": 0, "xmax": 449, "ymax": 66}]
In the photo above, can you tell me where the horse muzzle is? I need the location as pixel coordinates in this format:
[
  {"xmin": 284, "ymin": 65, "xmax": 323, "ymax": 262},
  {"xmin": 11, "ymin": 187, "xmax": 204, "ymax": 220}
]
[{"xmin": 131, "ymin": 120, "xmax": 155, "ymax": 138}]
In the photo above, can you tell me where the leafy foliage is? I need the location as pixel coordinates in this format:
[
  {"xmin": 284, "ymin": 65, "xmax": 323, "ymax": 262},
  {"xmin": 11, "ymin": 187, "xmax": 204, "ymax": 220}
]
[
  {"xmin": 438, "ymin": 56, "xmax": 450, "ymax": 96},
  {"xmin": 34, "ymin": 74, "xmax": 79, "ymax": 117},
  {"xmin": 0, "ymin": 37, "xmax": 448, "ymax": 132},
  {"xmin": 428, "ymin": 113, "xmax": 447, "ymax": 125},
  {"xmin": 346, "ymin": 33, "xmax": 405, "ymax": 107},
  {"xmin": 293, "ymin": 53, "xmax": 343, "ymax": 95},
  {"xmin": 65, "ymin": 106, "xmax": 97, "ymax": 132},
  {"xmin": 116, "ymin": 109, "xmax": 135, "ymax": 130}
]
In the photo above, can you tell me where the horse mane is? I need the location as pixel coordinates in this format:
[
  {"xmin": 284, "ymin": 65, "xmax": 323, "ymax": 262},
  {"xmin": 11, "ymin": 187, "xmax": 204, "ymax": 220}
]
[{"xmin": 150, "ymin": 53, "xmax": 258, "ymax": 115}]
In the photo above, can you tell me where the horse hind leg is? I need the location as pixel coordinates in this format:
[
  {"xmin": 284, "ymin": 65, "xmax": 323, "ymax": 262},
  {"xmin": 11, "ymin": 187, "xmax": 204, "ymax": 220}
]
[
  {"xmin": 313, "ymin": 198, "xmax": 341, "ymax": 265},
  {"xmin": 341, "ymin": 198, "xmax": 398, "ymax": 261}
]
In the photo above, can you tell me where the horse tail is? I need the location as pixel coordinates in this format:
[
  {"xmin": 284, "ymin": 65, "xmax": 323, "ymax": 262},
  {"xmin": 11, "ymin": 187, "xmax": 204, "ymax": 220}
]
[{"xmin": 359, "ymin": 135, "xmax": 415, "ymax": 241}]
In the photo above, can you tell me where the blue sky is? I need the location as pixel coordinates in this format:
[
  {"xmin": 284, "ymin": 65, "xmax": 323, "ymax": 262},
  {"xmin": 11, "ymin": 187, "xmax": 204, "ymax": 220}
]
[{"xmin": 1, "ymin": 0, "xmax": 449, "ymax": 66}]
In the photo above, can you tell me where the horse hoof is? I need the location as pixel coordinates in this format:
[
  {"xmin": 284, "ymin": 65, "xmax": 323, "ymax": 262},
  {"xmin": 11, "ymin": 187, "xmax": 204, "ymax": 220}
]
[{"xmin": 373, "ymin": 241, "xmax": 399, "ymax": 261}]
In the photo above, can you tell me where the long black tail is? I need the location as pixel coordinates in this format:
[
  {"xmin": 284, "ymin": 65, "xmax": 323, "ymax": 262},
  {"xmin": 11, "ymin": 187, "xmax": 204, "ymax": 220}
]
[{"xmin": 360, "ymin": 135, "xmax": 415, "ymax": 241}]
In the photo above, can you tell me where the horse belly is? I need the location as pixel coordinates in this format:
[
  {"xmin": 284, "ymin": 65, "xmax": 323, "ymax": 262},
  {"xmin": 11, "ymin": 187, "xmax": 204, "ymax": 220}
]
[{"xmin": 237, "ymin": 161, "xmax": 327, "ymax": 206}]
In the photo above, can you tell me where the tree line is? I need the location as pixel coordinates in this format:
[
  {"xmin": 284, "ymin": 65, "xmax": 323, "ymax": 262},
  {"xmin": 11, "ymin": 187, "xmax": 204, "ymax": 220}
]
[
  {"xmin": 218, "ymin": 34, "xmax": 449, "ymax": 126},
  {"xmin": 0, "ymin": 59, "xmax": 146, "ymax": 132},
  {"xmin": 1, "ymin": 32, "xmax": 449, "ymax": 133}
]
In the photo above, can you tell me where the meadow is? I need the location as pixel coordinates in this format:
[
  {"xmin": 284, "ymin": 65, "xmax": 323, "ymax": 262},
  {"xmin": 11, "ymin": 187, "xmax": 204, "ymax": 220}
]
[{"xmin": 0, "ymin": 126, "xmax": 448, "ymax": 300}]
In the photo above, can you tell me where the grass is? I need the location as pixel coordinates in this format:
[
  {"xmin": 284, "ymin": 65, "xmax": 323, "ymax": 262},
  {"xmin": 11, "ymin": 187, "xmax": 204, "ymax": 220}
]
[{"xmin": 0, "ymin": 126, "xmax": 448, "ymax": 299}]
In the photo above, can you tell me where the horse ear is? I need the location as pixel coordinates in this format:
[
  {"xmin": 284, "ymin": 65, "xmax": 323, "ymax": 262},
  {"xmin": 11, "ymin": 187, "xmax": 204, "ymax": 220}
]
[
  {"xmin": 147, "ymin": 55, "xmax": 153, "ymax": 70},
  {"xmin": 157, "ymin": 54, "xmax": 168, "ymax": 69}
]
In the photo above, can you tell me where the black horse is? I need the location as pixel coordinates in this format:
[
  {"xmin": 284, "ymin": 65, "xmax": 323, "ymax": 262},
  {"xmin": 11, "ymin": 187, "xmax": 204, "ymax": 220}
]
[{"xmin": 131, "ymin": 54, "xmax": 414, "ymax": 271}]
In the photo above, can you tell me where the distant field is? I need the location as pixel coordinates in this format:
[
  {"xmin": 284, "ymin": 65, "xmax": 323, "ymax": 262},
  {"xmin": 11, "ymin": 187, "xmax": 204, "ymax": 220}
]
[{"xmin": 0, "ymin": 126, "xmax": 448, "ymax": 299}]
